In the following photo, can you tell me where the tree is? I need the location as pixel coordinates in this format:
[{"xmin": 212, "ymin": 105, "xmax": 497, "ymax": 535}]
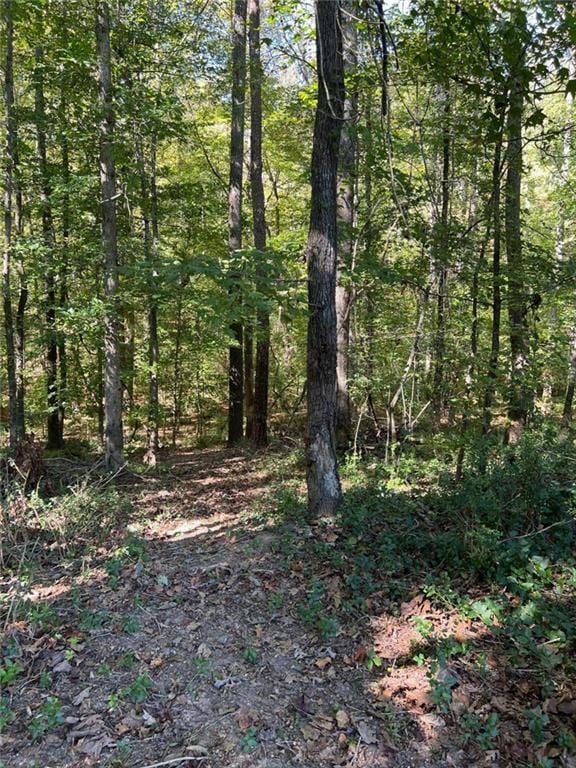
[
  {"xmin": 2, "ymin": 0, "xmax": 24, "ymax": 452},
  {"xmin": 306, "ymin": 0, "xmax": 345, "ymax": 516},
  {"xmin": 504, "ymin": 5, "xmax": 531, "ymax": 424},
  {"xmin": 249, "ymin": 0, "xmax": 269, "ymax": 447},
  {"xmin": 227, "ymin": 0, "xmax": 248, "ymax": 446},
  {"xmin": 34, "ymin": 44, "xmax": 63, "ymax": 449},
  {"xmin": 335, "ymin": 0, "xmax": 357, "ymax": 449},
  {"xmin": 96, "ymin": 0, "xmax": 124, "ymax": 468}
]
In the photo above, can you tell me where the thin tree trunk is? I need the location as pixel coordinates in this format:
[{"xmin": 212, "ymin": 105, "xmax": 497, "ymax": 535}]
[
  {"xmin": 432, "ymin": 88, "xmax": 451, "ymax": 424},
  {"xmin": 244, "ymin": 329, "xmax": 254, "ymax": 439},
  {"xmin": 335, "ymin": 1, "xmax": 357, "ymax": 449},
  {"xmin": 172, "ymin": 296, "xmax": 183, "ymax": 446},
  {"xmin": 35, "ymin": 46, "xmax": 62, "ymax": 449},
  {"xmin": 58, "ymin": 94, "xmax": 69, "ymax": 441},
  {"xmin": 482, "ymin": 99, "xmax": 506, "ymax": 436},
  {"xmin": 505, "ymin": 15, "xmax": 530, "ymax": 424},
  {"xmin": 227, "ymin": 0, "xmax": 247, "ymax": 446},
  {"xmin": 560, "ymin": 60, "xmax": 575, "ymax": 425},
  {"xmin": 146, "ymin": 137, "xmax": 160, "ymax": 463},
  {"xmin": 249, "ymin": 0, "xmax": 269, "ymax": 447},
  {"xmin": 2, "ymin": 0, "xmax": 22, "ymax": 452},
  {"xmin": 96, "ymin": 0, "xmax": 124, "ymax": 468},
  {"xmin": 306, "ymin": 0, "xmax": 345, "ymax": 517}
]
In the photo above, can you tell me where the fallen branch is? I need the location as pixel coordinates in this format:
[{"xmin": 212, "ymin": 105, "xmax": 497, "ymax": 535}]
[
  {"xmin": 499, "ymin": 518, "xmax": 574, "ymax": 544},
  {"xmin": 139, "ymin": 756, "xmax": 208, "ymax": 768}
]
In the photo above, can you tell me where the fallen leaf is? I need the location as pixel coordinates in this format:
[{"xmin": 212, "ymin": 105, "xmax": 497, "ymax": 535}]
[
  {"xmin": 337, "ymin": 732, "xmax": 349, "ymax": 749},
  {"xmin": 557, "ymin": 700, "xmax": 576, "ymax": 716},
  {"xmin": 301, "ymin": 723, "xmax": 320, "ymax": 741},
  {"xmin": 72, "ymin": 688, "xmax": 91, "ymax": 707},
  {"xmin": 352, "ymin": 646, "xmax": 367, "ymax": 664},
  {"xmin": 335, "ymin": 710, "xmax": 350, "ymax": 729},
  {"xmin": 312, "ymin": 714, "xmax": 334, "ymax": 731},
  {"xmin": 186, "ymin": 745, "xmax": 209, "ymax": 756},
  {"xmin": 355, "ymin": 720, "xmax": 377, "ymax": 744},
  {"xmin": 76, "ymin": 734, "xmax": 115, "ymax": 757},
  {"xmin": 236, "ymin": 710, "xmax": 254, "ymax": 731},
  {"xmin": 400, "ymin": 593, "xmax": 424, "ymax": 617},
  {"xmin": 315, "ymin": 656, "xmax": 332, "ymax": 670},
  {"xmin": 196, "ymin": 643, "xmax": 212, "ymax": 658}
]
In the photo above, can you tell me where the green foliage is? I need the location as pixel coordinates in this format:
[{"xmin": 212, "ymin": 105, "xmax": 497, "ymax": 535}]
[
  {"xmin": 300, "ymin": 579, "xmax": 340, "ymax": 640},
  {"xmin": 29, "ymin": 698, "xmax": 64, "ymax": 740},
  {"xmin": 240, "ymin": 726, "xmax": 259, "ymax": 753},
  {"xmin": 0, "ymin": 659, "xmax": 23, "ymax": 685},
  {"xmin": 460, "ymin": 711, "xmax": 499, "ymax": 751},
  {"xmin": 0, "ymin": 697, "xmax": 14, "ymax": 733}
]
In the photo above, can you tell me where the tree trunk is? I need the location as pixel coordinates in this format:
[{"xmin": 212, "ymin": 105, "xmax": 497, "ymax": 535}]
[
  {"xmin": 482, "ymin": 99, "xmax": 506, "ymax": 436},
  {"xmin": 335, "ymin": 1, "xmax": 357, "ymax": 449},
  {"xmin": 249, "ymin": 0, "xmax": 269, "ymax": 447},
  {"xmin": 146, "ymin": 137, "xmax": 160, "ymax": 463},
  {"xmin": 505, "ymin": 13, "xmax": 530, "ymax": 424},
  {"xmin": 432, "ymin": 88, "xmax": 451, "ymax": 424},
  {"xmin": 136, "ymin": 133, "xmax": 160, "ymax": 465},
  {"xmin": 244, "ymin": 328, "xmax": 254, "ymax": 439},
  {"xmin": 2, "ymin": 0, "xmax": 23, "ymax": 452},
  {"xmin": 96, "ymin": 0, "xmax": 124, "ymax": 468},
  {"xmin": 172, "ymin": 296, "xmax": 183, "ymax": 446},
  {"xmin": 560, "ymin": 60, "xmax": 575, "ymax": 425},
  {"xmin": 35, "ymin": 46, "xmax": 63, "ymax": 450},
  {"xmin": 306, "ymin": 0, "xmax": 345, "ymax": 517},
  {"xmin": 227, "ymin": 0, "xmax": 247, "ymax": 446},
  {"xmin": 58, "ymin": 94, "xmax": 69, "ymax": 442}
]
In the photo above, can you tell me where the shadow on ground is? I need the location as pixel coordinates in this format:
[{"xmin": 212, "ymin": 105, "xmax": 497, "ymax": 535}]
[{"xmin": 1, "ymin": 446, "xmax": 575, "ymax": 767}]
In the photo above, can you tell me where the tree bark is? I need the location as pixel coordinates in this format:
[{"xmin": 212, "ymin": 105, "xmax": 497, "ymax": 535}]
[
  {"xmin": 560, "ymin": 60, "xmax": 575, "ymax": 425},
  {"xmin": 96, "ymin": 0, "xmax": 124, "ymax": 468},
  {"xmin": 335, "ymin": 0, "xmax": 357, "ymax": 449},
  {"xmin": 2, "ymin": 0, "xmax": 23, "ymax": 452},
  {"xmin": 58, "ymin": 94, "xmax": 69, "ymax": 442},
  {"xmin": 35, "ymin": 46, "xmax": 63, "ymax": 449},
  {"xmin": 505, "ymin": 12, "xmax": 530, "ymax": 424},
  {"xmin": 431, "ymin": 88, "xmax": 451, "ymax": 424},
  {"xmin": 137, "ymin": 132, "xmax": 160, "ymax": 465},
  {"xmin": 306, "ymin": 0, "xmax": 345, "ymax": 517},
  {"xmin": 482, "ymin": 99, "xmax": 506, "ymax": 436},
  {"xmin": 227, "ymin": 0, "xmax": 247, "ymax": 446},
  {"xmin": 147, "ymin": 137, "xmax": 160, "ymax": 463},
  {"xmin": 249, "ymin": 0, "xmax": 269, "ymax": 447}
]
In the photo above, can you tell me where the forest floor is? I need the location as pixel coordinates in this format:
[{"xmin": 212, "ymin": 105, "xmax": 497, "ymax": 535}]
[{"xmin": 1, "ymin": 444, "xmax": 576, "ymax": 768}]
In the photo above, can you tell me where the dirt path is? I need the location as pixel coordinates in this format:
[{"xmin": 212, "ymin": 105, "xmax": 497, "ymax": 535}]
[{"xmin": 2, "ymin": 449, "xmax": 450, "ymax": 768}]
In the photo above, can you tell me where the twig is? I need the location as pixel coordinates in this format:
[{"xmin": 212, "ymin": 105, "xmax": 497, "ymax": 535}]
[
  {"xmin": 499, "ymin": 518, "xmax": 573, "ymax": 544},
  {"xmin": 139, "ymin": 757, "xmax": 207, "ymax": 768}
]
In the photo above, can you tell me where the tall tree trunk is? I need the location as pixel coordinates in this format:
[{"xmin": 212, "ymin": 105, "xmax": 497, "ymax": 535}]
[
  {"xmin": 505, "ymin": 12, "xmax": 530, "ymax": 424},
  {"xmin": 145, "ymin": 136, "xmax": 160, "ymax": 463},
  {"xmin": 432, "ymin": 88, "xmax": 451, "ymax": 424},
  {"xmin": 244, "ymin": 329, "xmax": 254, "ymax": 439},
  {"xmin": 136, "ymin": 133, "xmax": 159, "ymax": 465},
  {"xmin": 335, "ymin": 1, "xmax": 357, "ymax": 449},
  {"xmin": 249, "ymin": 0, "xmax": 269, "ymax": 447},
  {"xmin": 306, "ymin": 0, "xmax": 345, "ymax": 517},
  {"xmin": 172, "ymin": 295, "xmax": 183, "ymax": 446},
  {"xmin": 96, "ymin": 0, "xmax": 124, "ymax": 468},
  {"xmin": 560, "ymin": 60, "xmax": 575, "ymax": 425},
  {"xmin": 227, "ymin": 0, "xmax": 247, "ymax": 446},
  {"xmin": 482, "ymin": 99, "xmax": 506, "ymax": 435},
  {"xmin": 2, "ymin": 0, "xmax": 19, "ymax": 452},
  {"xmin": 35, "ymin": 46, "xmax": 62, "ymax": 449},
  {"xmin": 58, "ymin": 94, "xmax": 69, "ymax": 441}
]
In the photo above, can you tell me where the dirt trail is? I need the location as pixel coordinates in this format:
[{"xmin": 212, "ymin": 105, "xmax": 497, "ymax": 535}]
[{"xmin": 2, "ymin": 449, "xmax": 448, "ymax": 768}]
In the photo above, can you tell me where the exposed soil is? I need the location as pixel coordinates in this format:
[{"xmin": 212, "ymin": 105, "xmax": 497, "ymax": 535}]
[{"xmin": 1, "ymin": 448, "xmax": 569, "ymax": 767}]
